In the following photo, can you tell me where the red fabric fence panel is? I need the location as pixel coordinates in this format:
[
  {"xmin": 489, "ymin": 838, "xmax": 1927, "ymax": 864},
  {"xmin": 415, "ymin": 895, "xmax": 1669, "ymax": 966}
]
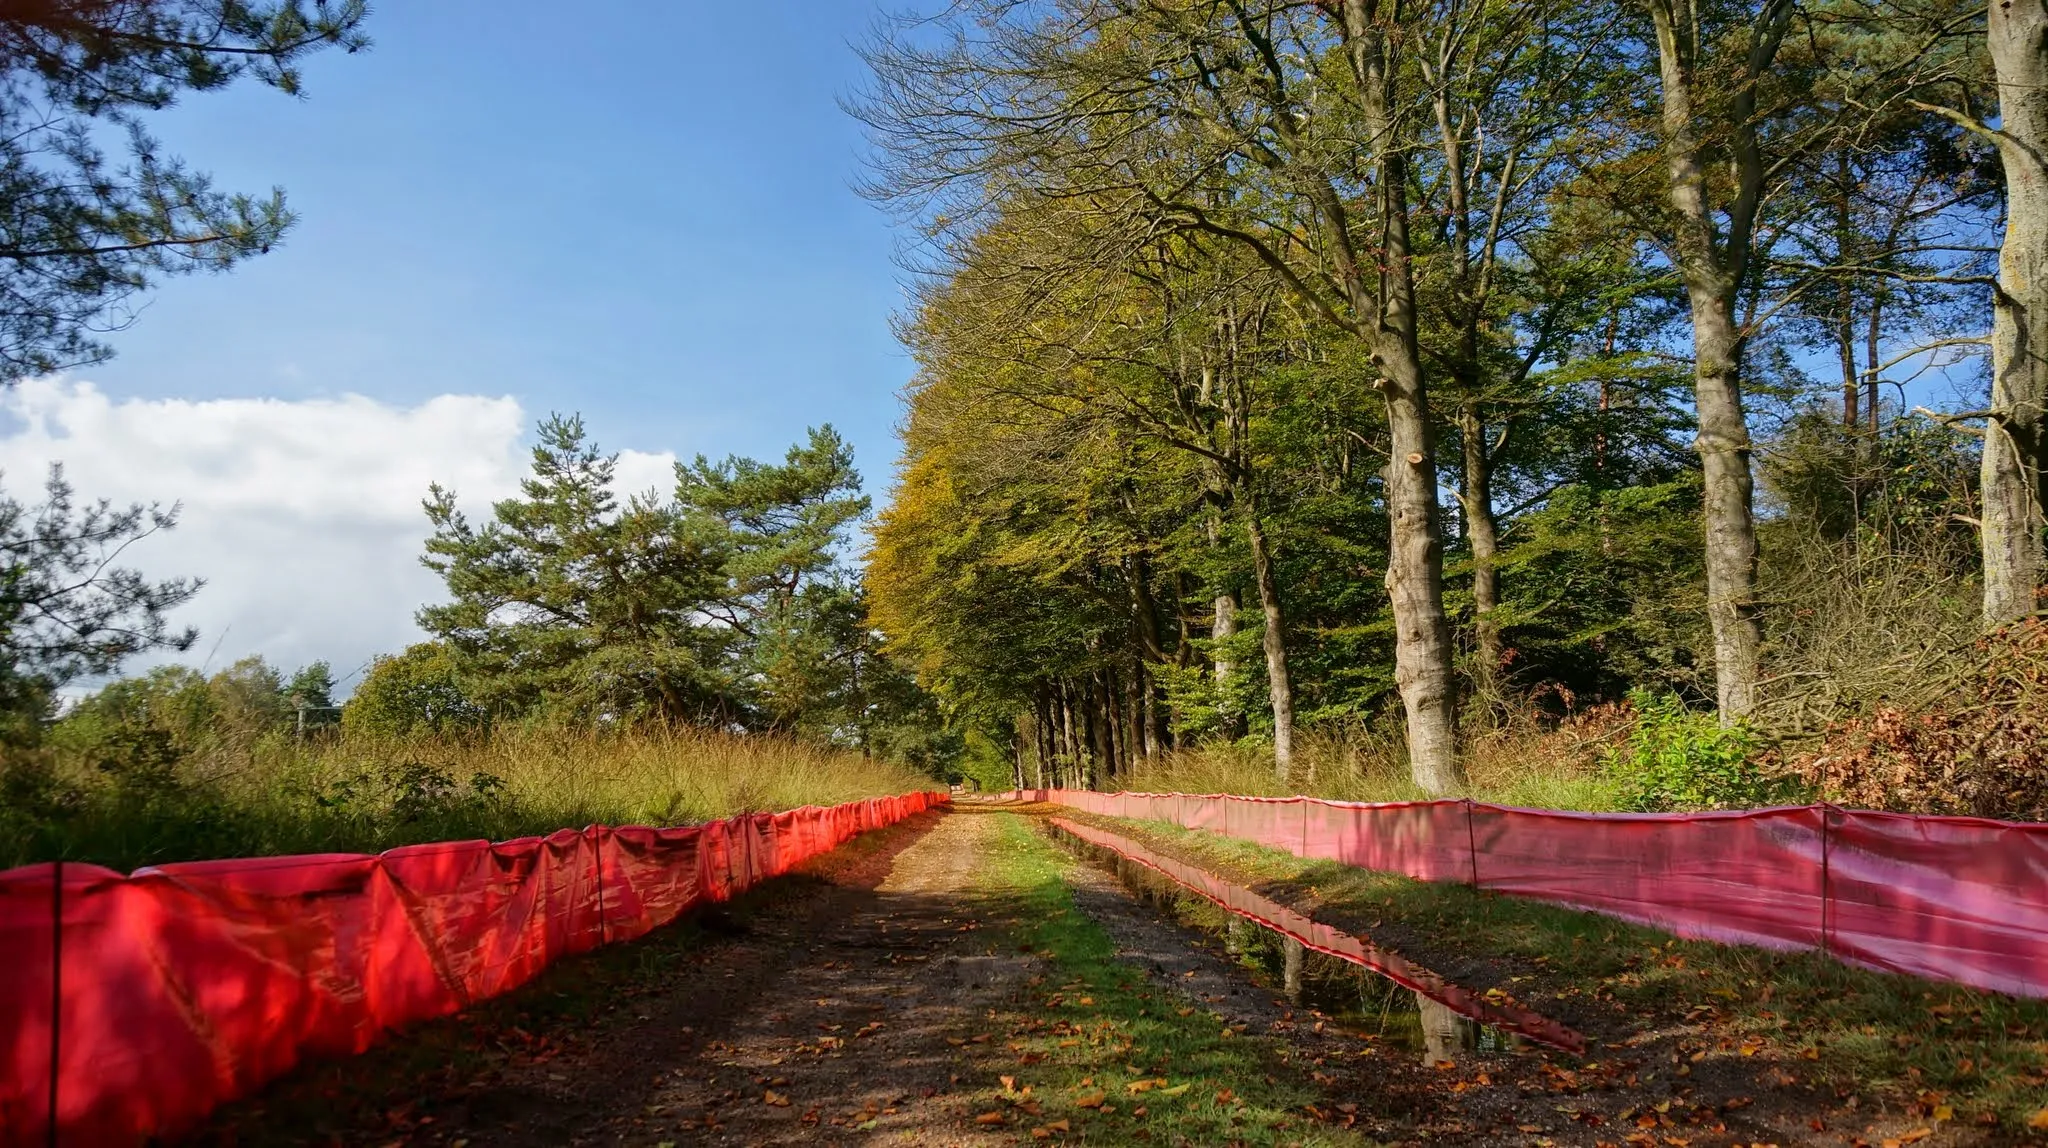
[
  {"xmin": 1825, "ymin": 809, "xmax": 2048, "ymax": 998},
  {"xmin": 0, "ymin": 791, "xmax": 945, "ymax": 1147},
  {"xmin": 1469, "ymin": 804, "xmax": 1827, "ymax": 952},
  {"xmin": 1030, "ymin": 789, "xmax": 2048, "ymax": 1000}
]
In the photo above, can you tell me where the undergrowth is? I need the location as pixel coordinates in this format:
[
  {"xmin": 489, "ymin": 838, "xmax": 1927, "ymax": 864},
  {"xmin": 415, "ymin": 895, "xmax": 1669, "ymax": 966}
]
[
  {"xmin": 0, "ymin": 724, "xmax": 932, "ymax": 871},
  {"xmin": 1108, "ymin": 706, "xmax": 1631, "ymax": 811}
]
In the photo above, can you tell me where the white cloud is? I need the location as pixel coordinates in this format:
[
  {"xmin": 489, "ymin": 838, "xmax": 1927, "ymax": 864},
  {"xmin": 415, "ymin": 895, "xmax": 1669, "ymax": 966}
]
[{"xmin": 0, "ymin": 379, "xmax": 678, "ymax": 692}]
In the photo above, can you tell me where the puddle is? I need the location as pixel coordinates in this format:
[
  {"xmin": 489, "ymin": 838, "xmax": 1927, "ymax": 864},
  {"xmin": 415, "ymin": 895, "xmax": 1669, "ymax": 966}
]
[
  {"xmin": 1178, "ymin": 893, "xmax": 1439, "ymax": 1053},
  {"xmin": 1046, "ymin": 817, "xmax": 1583, "ymax": 1059}
]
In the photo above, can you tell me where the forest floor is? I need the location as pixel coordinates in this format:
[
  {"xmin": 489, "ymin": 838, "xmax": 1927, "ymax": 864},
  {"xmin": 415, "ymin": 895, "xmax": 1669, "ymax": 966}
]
[{"xmin": 187, "ymin": 803, "xmax": 2042, "ymax": 1147}]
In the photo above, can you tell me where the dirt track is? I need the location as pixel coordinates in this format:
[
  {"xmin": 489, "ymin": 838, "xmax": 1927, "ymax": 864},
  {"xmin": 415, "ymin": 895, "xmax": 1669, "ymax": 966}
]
[{"xmin": 190, "ymin": 804, "xmax": 1958, "ymax": 1147}]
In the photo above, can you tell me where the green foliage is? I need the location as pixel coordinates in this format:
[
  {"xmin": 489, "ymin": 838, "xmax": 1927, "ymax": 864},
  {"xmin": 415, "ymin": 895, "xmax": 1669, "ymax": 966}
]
[
  {"xmin": 419, "ymin": 413, "xmax": 736, "ymax": 725},
  {"xmin": 416, "ymin": 414, "xmax": 948, "ymax": 763},
  {"xmin": 1760, "ymin": 412, "xmax": 1979, "ymax": 541},
  {"xmin": 0, "ymin": 2, "xmax": 370, "ymax": 378},
  {"xmin": 1603, "ymin": 691, "xmax": 1805, "ymax": 812},
  {"xmin": 675, "ymin": 425, "xmax": 870, "ymax": 626},
  {"xmin": 1497, "ymin": 478, "xmax": 1711, "ymax": 703},
  {"xmin": 0, "ymin": 465, "xmax": 202, "ymax": 743},
  {"xmin": 342, "ymin": 643, "xmax": 490, "ymax": 739}
]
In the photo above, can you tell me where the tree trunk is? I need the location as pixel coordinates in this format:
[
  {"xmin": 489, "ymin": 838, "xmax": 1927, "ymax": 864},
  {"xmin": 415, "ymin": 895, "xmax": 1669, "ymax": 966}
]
[
  {"xmin": 1207, "ymin": 506, "xmax": 1242, "ymax": 735},
  {"xmin": 1124, "ymin": 666, "xmax": 1146, "ymax": 765},
  {"xmin": 1417, "ymin": 994, "xmax": 1478, "ymax": 1066},
  {"xmin": 1838, "ymin": 288, "xmax": 1860, "ymax": 429},
  {"xmin": 1035, "ymin": 687, "xmax": 1053, "ymax": 788},
  {"xmin": 1690, "ymin": 299, "xmax": 1766, "ymax": 718},
  {"xmin": 1059, "ymin": 680, "xmax": 1080, "ymax": 789},
  {"xmin": 1642, "ymin": 0, "xmax": 1777, "ymax": 720},
  {"xmin": 1100, "ymin": 669, "xmax": 1123, "ymax": 782},
  {"xmin": 1982, "ymin": 0, "xmax": 2048, "ymax": 625},
  {"xmin": 1459, "ymin": 402, "xmax": 1503, "ymax": 695},
  {"xmin": 1342, "ymin": 0, "xmax": 1464, "ymax": 795},
  {"xmin": 1242, "ymin": 504, "xmax": 1296, "ymax": 779},
  {"xmin": 1212, "ymin": 589, "xmax": 1239, "ymax": 684}
]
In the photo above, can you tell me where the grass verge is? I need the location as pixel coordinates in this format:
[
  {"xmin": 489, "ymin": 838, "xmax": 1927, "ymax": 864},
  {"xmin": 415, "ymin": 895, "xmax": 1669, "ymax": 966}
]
[
  {"xmin": 2, "ymin": 724, "xmax": 933, "ymax": 870},
  {"xmin": 1061, "ymin": 809, "xmax": 2048, "ymax": 1135},
  {"xmin": 950, "ymin": 812, "xmax": 1370, "ymax": 1146}
]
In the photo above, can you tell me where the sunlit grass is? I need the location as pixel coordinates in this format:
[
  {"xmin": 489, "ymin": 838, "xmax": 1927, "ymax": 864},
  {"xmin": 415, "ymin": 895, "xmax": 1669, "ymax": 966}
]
[
  {"xmin": 1, "ymin": 724, "xmax": 933, "ymax": 871},
  {"xmin": 1113, "ymin": 718, "xmax": 1627, "ymax": 811},
  {"xmin": 959, "ymin": 812, "xmax": 1367, "ymax": 1146}
]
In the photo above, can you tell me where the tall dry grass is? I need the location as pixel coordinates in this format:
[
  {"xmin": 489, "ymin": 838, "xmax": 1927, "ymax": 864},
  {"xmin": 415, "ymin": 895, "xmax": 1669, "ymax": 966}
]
[
  {"xmin": 1109, "ymin": 709, "xmax": 1630, "ymax": 810},
  {"xmin": 1, "ymin": 724, "xmax": 934, "ymax": 872}
]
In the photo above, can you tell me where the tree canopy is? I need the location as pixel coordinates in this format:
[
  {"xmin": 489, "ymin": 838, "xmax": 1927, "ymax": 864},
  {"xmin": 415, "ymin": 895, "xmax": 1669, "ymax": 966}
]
[
  {"xmin": 0, "ymin": 0, "xmax": 369, "ymax": 379},
  {"xmin": 855, "ymin": 0, "xmax": 2012, "ymax": 791}
]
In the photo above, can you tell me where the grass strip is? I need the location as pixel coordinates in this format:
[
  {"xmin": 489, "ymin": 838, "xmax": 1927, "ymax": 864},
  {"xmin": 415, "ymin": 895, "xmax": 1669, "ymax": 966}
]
[{"xmin": 951, "ymin": 812, "xmax": 1371, "ymax": 1146}]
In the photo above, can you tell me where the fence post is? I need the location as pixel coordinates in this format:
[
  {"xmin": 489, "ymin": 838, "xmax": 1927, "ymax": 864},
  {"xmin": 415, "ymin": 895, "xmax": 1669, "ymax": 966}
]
[
  {"xmin": 1818, "ymin": 804, "xmax": 1833, "ymax": 957},
  {"xmin": 591, "ymin": 828, "xmax": 609, "ymax": 947},
  {"xmin": 1463, "ymin": 799, "xmax": 1481, "ymax": 888},
  {"xmin": 48, "ymin": 859, "xmax": 61, "ymax": 1148}
]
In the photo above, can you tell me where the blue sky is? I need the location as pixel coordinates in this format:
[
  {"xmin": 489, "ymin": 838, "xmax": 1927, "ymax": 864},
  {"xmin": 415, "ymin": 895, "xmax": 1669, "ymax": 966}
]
[
  {"xmin": 85, "ymin": 3, "xmax": 911, "ymax": 480},
  {"xmin": 1, "ymin": 3, "xmax": 927, "ymax": 685}
]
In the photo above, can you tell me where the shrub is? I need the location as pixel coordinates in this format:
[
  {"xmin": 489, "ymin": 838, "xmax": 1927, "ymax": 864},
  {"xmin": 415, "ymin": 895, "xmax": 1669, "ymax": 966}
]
[
  {"xmin": 1786, "ymin": 621, "xmax": 2048, "ymax": 822},
  {"xmin": 1604, "ymin": 690, "xmax": 1806, "ymax": 811}
]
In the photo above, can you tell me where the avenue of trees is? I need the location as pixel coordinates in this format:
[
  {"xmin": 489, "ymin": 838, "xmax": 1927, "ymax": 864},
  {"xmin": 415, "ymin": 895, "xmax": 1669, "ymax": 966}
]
[{"xmin": 854, "ymin": 0, "xmax": 2037, "ymax": 794}]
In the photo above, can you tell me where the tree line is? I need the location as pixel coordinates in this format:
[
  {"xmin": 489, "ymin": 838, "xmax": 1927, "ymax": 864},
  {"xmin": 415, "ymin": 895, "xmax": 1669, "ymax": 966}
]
[
  {"xmin": 348, "ymin": 416, "xmax": 944, "ymax": 763},
  {"xmin": 852, "ymin": 0, "xmax": 2035, "ymax": 793}
]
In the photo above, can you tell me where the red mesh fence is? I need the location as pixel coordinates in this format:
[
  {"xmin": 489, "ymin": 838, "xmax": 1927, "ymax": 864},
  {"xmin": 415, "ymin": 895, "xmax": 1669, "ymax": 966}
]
[
  {"xmin": 1003, "ymin": 789, "xmax": 2048, "ymax": 1000},
  {"xmin": 0, "ymin": 791, "xmax": 946, "ymax": 1147}
]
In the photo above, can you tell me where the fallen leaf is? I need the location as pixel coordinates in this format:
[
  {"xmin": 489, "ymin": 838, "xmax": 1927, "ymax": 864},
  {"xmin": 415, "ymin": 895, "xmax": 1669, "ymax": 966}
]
[
  {"xmin": 1156, "ymin": 1083, "xmax": 1192, "ymax": 1097},
  {"xmin": 976, "ymin": 1111, "xmax": 1007, "ymax": 1125},
  {"xmin": 762, "ymin": 1091, "xmax": 790, "ymax": 1108},
  {"xmin": 1075, "ymin": 1091, "xmax": 1107, "ymax": 1109},
  {"xmin": 2032, "ymin": 1109, "xmax": 2048, "ymax": 1132},
  {"xmin": 1001, "ymin": 1075, "xmax": 1017, "ymax": 1092}
]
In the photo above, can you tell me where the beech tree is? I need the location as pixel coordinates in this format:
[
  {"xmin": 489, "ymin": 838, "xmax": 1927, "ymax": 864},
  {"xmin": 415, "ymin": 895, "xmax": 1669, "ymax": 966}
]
[
  {"xmin": 1973, "ymin": 0, "xmax": 2048, "ymax": 624},
  {"xmin": 861, "ymin": 0, "xmax": 1482, "ymax": 790}
]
